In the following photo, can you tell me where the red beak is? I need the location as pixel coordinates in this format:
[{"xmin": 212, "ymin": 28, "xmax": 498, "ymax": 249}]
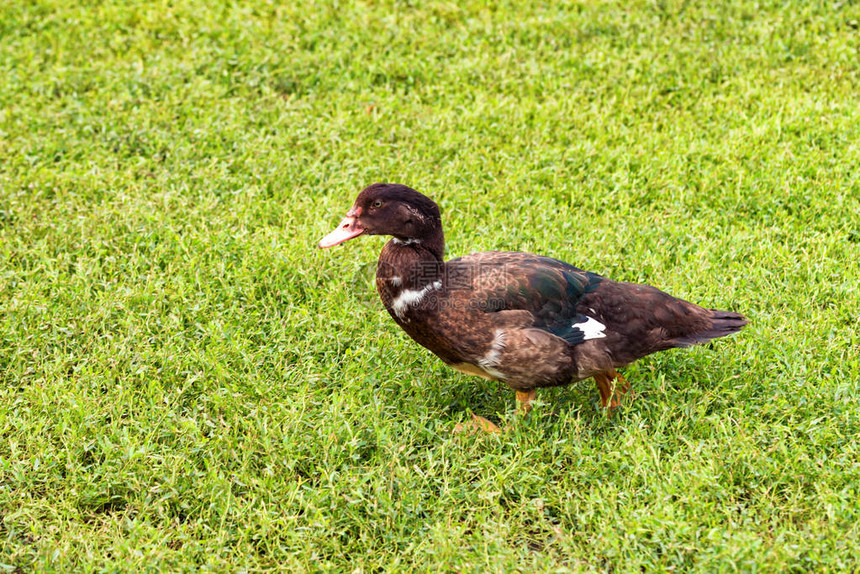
[{"xmin": 318, "ymin": 215, "xmax": 364, "ymax": 248}]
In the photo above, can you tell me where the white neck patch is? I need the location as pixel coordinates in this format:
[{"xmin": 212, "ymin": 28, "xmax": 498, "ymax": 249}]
[
  {"xmin": 392, "ymin": 237, "xmax": 421, "ymax": 246},
  {"xmin": 391, "ymin": 280, "xmax": 441, "ymax": 319}
]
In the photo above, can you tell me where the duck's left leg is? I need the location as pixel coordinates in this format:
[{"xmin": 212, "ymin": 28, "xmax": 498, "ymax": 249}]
[
  {"xmin": 594, "ymin": 369, "xmax": 631, "ymax": 411},
  {"xmin": 516, "ymin": 389, "xmax": 536, "ymax": 414}
]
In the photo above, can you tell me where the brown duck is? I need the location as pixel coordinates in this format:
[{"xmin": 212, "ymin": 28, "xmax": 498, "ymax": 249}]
[{"xmin": 319, "ymin": 183, "xmax": 747, "ymax": 432}]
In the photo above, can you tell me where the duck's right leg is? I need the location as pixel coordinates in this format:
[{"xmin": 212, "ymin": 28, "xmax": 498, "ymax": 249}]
[{"xmin": 594, "ymin": 369, "xmax": 631, "ymax": 412}]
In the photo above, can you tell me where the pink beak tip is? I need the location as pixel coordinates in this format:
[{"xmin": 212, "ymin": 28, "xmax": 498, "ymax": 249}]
[{"xmin": 318, "ymin": 216, "xmax": 364, "ymax": 249}]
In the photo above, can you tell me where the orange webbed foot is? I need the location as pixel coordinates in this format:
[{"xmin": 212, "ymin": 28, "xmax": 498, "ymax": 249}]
[{"xmin": 453, "ymin": 414, "xmax": 502, "ymax": 435}]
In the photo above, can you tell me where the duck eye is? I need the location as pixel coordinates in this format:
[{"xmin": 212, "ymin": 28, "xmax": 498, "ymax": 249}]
[{"xmin": 371, "ymin": 200, "xmax": 383, "ymax": 208}]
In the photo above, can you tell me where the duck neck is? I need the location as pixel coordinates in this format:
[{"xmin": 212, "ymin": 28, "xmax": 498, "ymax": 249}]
[
  {"xmin": 377, "ymin": 227, "xmax": 445, "ymax": 292},
  {"xmin": 406, "ymin": 226, "xmax": 444, "ymax": 263}
]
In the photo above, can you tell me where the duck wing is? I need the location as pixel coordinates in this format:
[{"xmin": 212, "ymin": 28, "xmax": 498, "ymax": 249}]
[{"xmin": 444, "ymin": 251, "xmax": 606, "ymax": 346}]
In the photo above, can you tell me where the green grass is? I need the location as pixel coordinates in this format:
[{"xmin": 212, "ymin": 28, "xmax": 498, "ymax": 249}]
[{"xmin": 1, "ymin": 0, "xmax": 860, "ymax": 571}]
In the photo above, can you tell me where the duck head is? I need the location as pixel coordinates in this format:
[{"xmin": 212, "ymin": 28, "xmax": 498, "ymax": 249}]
[{"xmin": 318, "ymin": 183, "xmax": 444, "ymax": 257}]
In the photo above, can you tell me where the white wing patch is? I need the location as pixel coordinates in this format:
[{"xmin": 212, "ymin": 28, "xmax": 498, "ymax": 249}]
[
  {"xmin": 575, "ymin": 316, "xmax": 607, "ymax": 341},
  {"xmin": 478, "ymin": 329, "xmax": 507, "ymax": 379},
  {"xmin": 391, "ymin": 280, "xmax": 441, "ymax": 319},
  {"xmin": 390, "ymin": 276, "xmax": 402, "ymax": 286}
]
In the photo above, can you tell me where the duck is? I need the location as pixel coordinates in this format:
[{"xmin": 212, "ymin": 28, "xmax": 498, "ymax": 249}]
[{"xmin": 319, "ymin": 183, "xmax": 747, "ymax": 433}]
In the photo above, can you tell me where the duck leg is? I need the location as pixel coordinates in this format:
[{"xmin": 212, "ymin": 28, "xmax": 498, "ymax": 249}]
[
  {"xmin": 516, "ymin": 389, "xmax": 536, "ymax": 414},
  {"xmin": 594, "ymin": 369, "xmax": 631, "ymax": 413}
]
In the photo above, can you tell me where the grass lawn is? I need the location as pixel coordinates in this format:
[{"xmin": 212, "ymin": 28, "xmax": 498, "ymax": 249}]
[{"xmin": 2, "ymin": 0, "xmax": 860, "ymax": 571}]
